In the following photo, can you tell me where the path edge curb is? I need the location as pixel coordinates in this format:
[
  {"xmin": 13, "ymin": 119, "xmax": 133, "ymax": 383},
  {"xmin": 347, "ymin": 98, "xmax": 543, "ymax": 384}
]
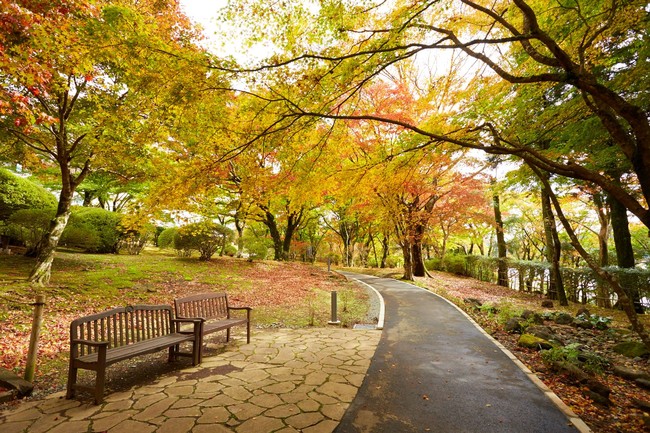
[{"xmin": 338, "ymin": 272, "xmax": 385, "ymax": 330}]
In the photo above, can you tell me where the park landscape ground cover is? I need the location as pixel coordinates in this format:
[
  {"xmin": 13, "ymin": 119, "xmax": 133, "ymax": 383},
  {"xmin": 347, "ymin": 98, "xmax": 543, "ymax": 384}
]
[{"xmin": 0, "ymin": 251, "xmax": 649, "ymax": 433}]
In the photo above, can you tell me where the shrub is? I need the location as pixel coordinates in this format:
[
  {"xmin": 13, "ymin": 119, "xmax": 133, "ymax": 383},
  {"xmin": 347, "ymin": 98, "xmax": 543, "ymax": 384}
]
[
  {"xmin": 541, "ymin": 343, "xmax": 610, "ymax": 374},
  {"xmin": 6, "ymin": 208, "xmax": 55, "ymax": 253},
  {"xmin": 0, "ymin": 169, "xmax": 57, "ymax": 221},
  {"xmin": 223, "ymin": 244, "xmax": 237, "ymax": 257},
  {"xmin": 62, "ymin": 208, "xmax": 122, "ymax": 253},
  {"xmin": 117, "ymin": 223, "xmax": 156, "ymax": 255},
  {"xmin": 157, "ymin": 227, "xmax": 178, "ymax": 249},
  {"xmin": 174, "ymin": 221, "xmax": 233, "ymax": 261},
  {"xmin": 244, "ymin": 237, "xmax": 272, "ymax": 261}
]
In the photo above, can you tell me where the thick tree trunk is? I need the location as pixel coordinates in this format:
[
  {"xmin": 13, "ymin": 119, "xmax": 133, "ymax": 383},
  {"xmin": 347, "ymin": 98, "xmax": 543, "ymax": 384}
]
[
  {"xmin": 609, "ymin": 194, "xmax": 644, "ymax": 313},
  {"xmin": 493, "ymin": 193, "xmax": 509, "ymax": 287},
  {"xmin": 412, "ymin": 224, "xmax": 427, "ymax": 277},
  {"xmin": 263, "ymin": 211, "xmax": 283, "ymax": 260},
  {"xmin": 541, "ymin": 186, "xmax": 568, "ymax": 306}
]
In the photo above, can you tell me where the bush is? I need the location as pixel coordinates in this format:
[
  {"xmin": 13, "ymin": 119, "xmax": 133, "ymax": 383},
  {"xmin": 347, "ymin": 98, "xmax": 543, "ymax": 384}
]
[
  {"xmin": 244, "ymin": 237, "xmax": 272, "ymax": 261},
  {"xmin": 157, "ymin": 227, "xmax": 178, "ymax": 249},
  {"xmin": 223, "ymin": 244, "xmax": 237, "ymax": 257},
  {"xmin": 117, "ymin": 223, "xmax": 156, "ymax": 255},
  {"xmin": 0, "ymin": 169, "xmax": 57, "ymax": 221},
  {"xmin": 174, "ymin": 221, "xmax": 233, "ymax": 261},
  {"xmin": 6, "ymin": 208, "xmax": 55, "ymax": 253},
  {"xmin": 62, "ymin": 208, "xmax": 122, "ymax": 253}
]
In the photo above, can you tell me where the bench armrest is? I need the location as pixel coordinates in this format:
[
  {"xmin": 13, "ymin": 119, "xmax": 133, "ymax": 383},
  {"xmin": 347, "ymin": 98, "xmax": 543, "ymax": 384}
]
[
  {"xmin": 228, "ymin": 306, "xmax": 252, "ymax": 321},
  {"xmin": 171, "ymin": 318, "xmax": 204, "ymax": 337},
  {"xmin": 71, "ymin": 339, "xmax": 110, "ymax": 347}
]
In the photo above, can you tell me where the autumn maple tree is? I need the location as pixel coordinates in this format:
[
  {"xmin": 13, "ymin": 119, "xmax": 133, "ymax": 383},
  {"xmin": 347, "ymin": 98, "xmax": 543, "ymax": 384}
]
[{"xmin": 0, "ymin": 0, "xmax": 209, "ymax": 283}]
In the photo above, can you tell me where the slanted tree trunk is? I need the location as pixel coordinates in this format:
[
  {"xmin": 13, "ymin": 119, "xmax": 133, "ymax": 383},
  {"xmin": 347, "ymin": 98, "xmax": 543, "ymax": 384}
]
[
  {"xmin": 541, "ymin": 185, "xmax": 568, "ymax": 306},
  {"xmin": 493, "ymin": 193, "xmax": 508, "ymax": 287},
  {"xmin": 593, "ymin": 192, "xmax": 612, "ymax": 308}
]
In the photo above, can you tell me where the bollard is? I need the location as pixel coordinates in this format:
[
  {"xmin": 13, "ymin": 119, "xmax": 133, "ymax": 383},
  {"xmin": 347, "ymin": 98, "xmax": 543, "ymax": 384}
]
[
  {"xmin": 328, "ymin": 291, "xmax": 341, "ymax": 325},
  {"xmin": 24, "ymin": 295, "xmax": 45, "ymax": 383}
]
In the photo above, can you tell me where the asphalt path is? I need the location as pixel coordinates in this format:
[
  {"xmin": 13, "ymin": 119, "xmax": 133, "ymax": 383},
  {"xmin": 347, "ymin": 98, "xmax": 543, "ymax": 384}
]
[{"xmin": 335, "ymin": 272, "xmax": 583, "ymax": 433}]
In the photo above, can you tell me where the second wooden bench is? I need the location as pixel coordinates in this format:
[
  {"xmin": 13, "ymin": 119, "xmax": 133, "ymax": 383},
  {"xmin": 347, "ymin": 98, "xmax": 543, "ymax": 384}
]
[{"xmin": 174, "ymin": 293, "xmax": 251, "ymax": 362}]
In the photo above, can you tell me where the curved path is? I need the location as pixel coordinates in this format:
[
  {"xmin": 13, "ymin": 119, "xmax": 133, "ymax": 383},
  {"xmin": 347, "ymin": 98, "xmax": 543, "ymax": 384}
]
[{"xmin": 336, "ymin": 272, "xmax": 589, "ymax": 433}]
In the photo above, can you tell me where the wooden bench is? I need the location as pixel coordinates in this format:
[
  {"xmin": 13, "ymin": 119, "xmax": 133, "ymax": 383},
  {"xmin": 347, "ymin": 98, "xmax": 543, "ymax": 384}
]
[
  {"xmin": 174, "ymin": 293, "xmax": 251, "ymax": 362},
  {"xmin": 66, "ymin": 304, "xmax": 203, "ymax": 404}
]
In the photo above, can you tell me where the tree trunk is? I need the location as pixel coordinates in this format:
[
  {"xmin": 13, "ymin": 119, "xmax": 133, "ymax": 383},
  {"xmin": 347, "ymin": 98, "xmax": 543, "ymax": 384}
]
[
  {"xmin": 401, "ymin": 242, "xmax": 414, "ymax": 280},
  {"xmin": 541, "ymin": 186, "xmax": 568, "ymax": 306},
  {"xmin": 593, "ymin": 192, "xmax": 612, "ymax": 308},
  {"xmin": 493, "ymin": 193, "xmax": 509, "ymax": 287},
  {"xmin": 263, "ymin": 211, "xmax": 283, "ymax": 260},
  {"xmin": 412, "ymin": 224, "xmax": 427, "ymax": 277},
  {"xmin": 609, "ymin": 193, "xmax": 644, "ymax": 313},
  {"xmin": 235, "ymin": 217, "xmax": 245, "ymax": 258},
  {"xmin": 380, "ymin": 235, "xmax": 389, "ymax": 268},
  {"xmin": 28, "ymin": 197, "xmax": 73, "ymax": 285},
  {"xmin": 281, "ymin": 209, "xmax": 304, "ymax": 261}
]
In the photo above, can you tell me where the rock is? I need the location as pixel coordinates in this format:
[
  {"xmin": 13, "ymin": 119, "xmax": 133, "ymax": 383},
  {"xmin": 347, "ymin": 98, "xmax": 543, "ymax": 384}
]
[
  {"xmin": 612, "ymin": 365, "xmax": 650, "ymax": 382},
  {"xmin": 636, "ymin": 378, "xmax": 650, "ymax": 390},
  {"xmin": 0, "ymin": 368, "xmax": 34, "ymax": 396},
  {"xmin": 518, "ymin": 334, "xmax": 553, "ymax": 350},
  {"xmin": 613, "ymin": 341, "xmax": 650, "ymax": 358},
  {"xmin": 576, "ymin": 307, "xmax": 591, "ymax": 317},
  {"xmin": 554, "ymin": 313, "xmax": 574, "ymax": 325},
  {"xmin": 573, "ymin": 318, "xmax": 594, "ymax": 329},
  {"xmin": 526, "ymin": 325, "xmax": 563, "ymax": 345},
  {"xmin": 541, "ymin": 300, "xmax": 554, "ymax": 308},
  {"xmin": 632, "ymin": 398, "xmax": 650, "ymax": 412},
  {"xmin": 505, "ymin": 318, "xmax": 523, "ymax": 334},
  {"xmin": 586, "ymin": 390, "xmax": 611, "ymax": 406},
  {"xmin": 464, "ymin": 298, "xmax": 483, "ymax": 307},
  {"xmin": 521, "ymin": 310, "xmax": 544, "ymax": 324}
]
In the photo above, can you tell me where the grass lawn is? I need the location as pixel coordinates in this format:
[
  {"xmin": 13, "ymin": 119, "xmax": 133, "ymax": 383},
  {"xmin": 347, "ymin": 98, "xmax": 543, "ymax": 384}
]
[{"xmin": 0, "ymin": 248, "xmax": 370, "ymax": 395}]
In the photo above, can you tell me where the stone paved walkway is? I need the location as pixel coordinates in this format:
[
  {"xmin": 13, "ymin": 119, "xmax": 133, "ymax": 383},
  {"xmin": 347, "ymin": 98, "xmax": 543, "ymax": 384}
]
[{"xmin": 0, "ymin": 328, "xmax": 381, "ymax": 433}]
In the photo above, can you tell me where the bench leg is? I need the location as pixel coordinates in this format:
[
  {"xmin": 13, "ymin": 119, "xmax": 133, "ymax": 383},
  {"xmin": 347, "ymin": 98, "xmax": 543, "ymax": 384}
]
[
  {"xmin": 168, "ymin": 345, "xmax": 177, "ymax": 362},
  {"xmin": 247, "ymin": 321, "xmax": 250, "ymax": 344},
  {"xmin": 94, "ymin": 368, "xmax": 106, "ymax": 405},
  {"xmin": 226, "ymin": 328, "xmax": 231, "ymax": 342},
  {"xmin": 66, "ymin": 363, "xmax": 77, "ymax": 399}
]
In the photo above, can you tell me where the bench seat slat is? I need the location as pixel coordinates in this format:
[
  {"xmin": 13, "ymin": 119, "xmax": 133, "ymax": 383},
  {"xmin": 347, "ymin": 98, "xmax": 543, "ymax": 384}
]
[{"xmin": 74, "ymin": 333, "xmax": 194, "ymax": 366}]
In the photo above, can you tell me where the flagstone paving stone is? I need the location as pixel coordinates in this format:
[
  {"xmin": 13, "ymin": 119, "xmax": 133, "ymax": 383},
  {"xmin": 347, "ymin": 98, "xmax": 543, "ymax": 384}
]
[{"xmin": 0, "ymin": 328, "xmax": 380, "ymax": 433}]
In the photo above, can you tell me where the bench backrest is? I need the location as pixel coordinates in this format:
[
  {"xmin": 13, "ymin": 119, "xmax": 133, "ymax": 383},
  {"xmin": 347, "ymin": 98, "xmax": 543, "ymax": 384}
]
[
  {"xmin": 174, "ymin": 293, "xmax": 229, "ymax": 321},
  {"xmin": 70, "ymin": 305, "xmax": 175, "ymax": 355}
]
